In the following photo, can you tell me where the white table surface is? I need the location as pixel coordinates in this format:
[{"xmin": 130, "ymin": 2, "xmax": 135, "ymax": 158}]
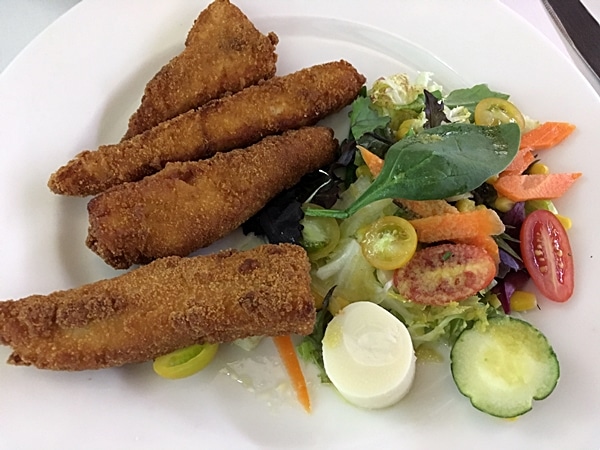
[{"xmin": 1, "ymin": 0, "xmax": 599, "ymax": 93}]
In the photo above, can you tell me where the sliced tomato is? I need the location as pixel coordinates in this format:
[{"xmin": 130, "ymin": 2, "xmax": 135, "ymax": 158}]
[
  {"xmin": 520, "ymin": 209, "xmax": 574, "ymax": 302},
  {"xmin": 359, "ymin": 216, "xmax": 418, "ymax": 270},
  {"xmin": 474, "ymin": 97, "xmax": 525, "ymax": 131},
  {"xmin": 393, "ymin": 243, "xmax": 496, "ymax": 305}
]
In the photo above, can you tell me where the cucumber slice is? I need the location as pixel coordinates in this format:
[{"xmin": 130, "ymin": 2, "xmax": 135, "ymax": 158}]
[{"xmin": 450, "ymin": 316, "xmax": 559, "ymax": 418}]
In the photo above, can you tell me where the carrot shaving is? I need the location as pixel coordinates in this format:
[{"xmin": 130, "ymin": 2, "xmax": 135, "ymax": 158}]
[
  {"xmin": 358, "ymin": 145, "xmax": 384, "ymax": 177},
  {"xmin": 454, "ymin": 234, "xmax": 500, "ymax": 264},
  {"xmin": 501, "ymin": 148, "xmax": 535, "ymax": 176},
  {"xmin": 519, "ymin": 121, "xmax": 576, "ymax": 150},
  {"xmin": 409, "ymin": 208, "xmax": 505, "ymax": 243},
  {"xmin": 272, "ymin": 335, "xmax": 311, "ymax": 413},
  {"xmin": 396, "ymin": 198, "xmax": 458, "ymax": 217},
  {"xmin": 493, "ymin": 172, "xmax": 582, "ymax": 202}
]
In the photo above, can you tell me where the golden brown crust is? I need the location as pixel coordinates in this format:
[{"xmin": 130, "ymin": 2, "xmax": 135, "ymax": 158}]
[
  {"xmin": 86, "ymin": 126, "xmax": 338, "ymax": 269},
  {"xmin": 123, "ymin": 0, "xmax": 278, "ymax": 139},
  {"xmin": 0, "ymin": 244, "xmax": 315, "ymax": 370},
  {"xmin": 48, "ymin": 60, "xmax": 365, "ymax": 196}
]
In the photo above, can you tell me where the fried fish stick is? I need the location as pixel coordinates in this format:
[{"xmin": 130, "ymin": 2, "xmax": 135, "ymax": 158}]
[
  {"xmin": 86, "ymin": 126, "xmax": 337, "ymax": 269},
  {"xmin": 0, "ymin": 244, "xmax": 314, "ymax": 371},
  {"xmin": 48, "ymin": 60, "xmax": 365, "ymax": 196},
  {"xmin": 123, "ymin": 0, "xmax": 279, "ymax": 140}
]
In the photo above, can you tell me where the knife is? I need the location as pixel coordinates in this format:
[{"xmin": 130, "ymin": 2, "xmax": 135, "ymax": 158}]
[{"xmin": 542, "ymin": 0, "xmax": 600, "ymax": 79}]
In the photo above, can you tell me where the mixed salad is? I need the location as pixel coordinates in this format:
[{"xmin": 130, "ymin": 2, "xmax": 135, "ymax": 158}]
[
  {"xmin": 248, "ymin": 72, "xmax": 579, "ymax": 417},
  {"xmin": 159, "ymin": 72, "xmax": 581, "ymax": 418}
]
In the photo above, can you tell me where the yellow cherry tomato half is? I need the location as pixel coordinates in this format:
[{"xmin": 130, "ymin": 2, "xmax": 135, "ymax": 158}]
[
  {"xmin": 359, "ymin": 216, "xmax": 418, "ymax": 270},
  {"xmin": 474, "ymin": 97, "xmax": 525, "ymax": 131},
  {"xmin": 395, "ymin": 118, "xmax": 421, "ymax": 140},
  {"xmin": 301, "ymin": 204, "xmax": 341, "ymax": 261},
  {"xmin": 153, "ymin": 343, "xmax": 219, "ymax": 379}
]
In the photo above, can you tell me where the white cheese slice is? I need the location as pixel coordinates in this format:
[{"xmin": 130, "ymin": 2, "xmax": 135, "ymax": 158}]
[{"xmin": 322, "ymin": 301, "xmax": 416, "ymax": 409}]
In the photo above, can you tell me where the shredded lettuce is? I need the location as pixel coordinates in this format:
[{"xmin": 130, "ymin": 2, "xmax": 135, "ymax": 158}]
[
  {"xmin": 444, "ymin": 105, "xmax": 471, "ymax": 123},
  {"xmin": 314, "ymin": 238, "xmax": 383, "ymax": 303},
  {"xmin": 333, "ymin": 174, "xmax": 373, "ymax": 210},
  {"xmin": 339, "ymin": 199, "xmax": 396, "ymax": 239},
  {"xmin": 381, "ymin": 292, "xmax": 498, "ymax": 346},
  {"xmin": 369, "ymin": 72, "xmax": 443, "ymax": 131},
  {"xmin": 370, "ymin": 72, "xmax": 442, "ymax": 109},
  {"xmin": 522, "ymin": 115, "xmax": 540, "ymax": 133}
]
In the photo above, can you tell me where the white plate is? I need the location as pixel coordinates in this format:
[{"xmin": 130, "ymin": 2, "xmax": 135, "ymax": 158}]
[{"xmin": 1, "ymin": 1, "xmax": 599, "ymax": 448}]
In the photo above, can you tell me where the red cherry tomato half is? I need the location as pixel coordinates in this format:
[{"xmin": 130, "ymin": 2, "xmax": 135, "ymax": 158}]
[
  {"xmin": 393, "ymin": 243, "xmax": 497, "ymax": 305},
  {"xmin": 520, "ymin": 209, "xmax": 574, "ymax": 302}
]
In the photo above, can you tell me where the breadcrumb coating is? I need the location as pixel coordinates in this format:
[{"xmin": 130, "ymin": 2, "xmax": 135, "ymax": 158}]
[
  {"xmin": 0, "ymin": 244, "xmax": 314, "ymax": 371},
  {"xmin": 123, "ymin": 0, "xmax": 279, "ymax": 139},
  {"xmin": 48, "ymin": 60, "xmax": 365, "ymax": 196},
  {"xmin": 86, "ymin": 126, "xmax": 338, "ymax": 269}
]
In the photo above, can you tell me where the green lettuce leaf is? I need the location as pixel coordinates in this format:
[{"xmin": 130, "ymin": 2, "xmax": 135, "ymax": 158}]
[{"xmin": 349, "ymin": 96, "xmax": 390, "ymax": 140}]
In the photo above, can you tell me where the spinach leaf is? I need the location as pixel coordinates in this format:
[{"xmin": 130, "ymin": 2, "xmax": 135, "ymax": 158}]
[
  {"xmin": 444, "ymin": 84, "xmax": 509, "ymax": 113},
  {"xmin": 305, "ymin": 123, "xmax": 520, "ymax": 219},
  {"xmin": 349, "ymin": 96, "xmax": 390, "ymax": 140}
]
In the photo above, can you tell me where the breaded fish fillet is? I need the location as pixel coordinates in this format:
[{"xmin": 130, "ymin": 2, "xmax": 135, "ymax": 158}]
[
  {"xmin": 86, "ymin": 127, "xmax": 338, "ymax": 269},
  {"xmin": 0, "ymin": 244, "xmax": 314, "ymax": 371},
  {"xmin": 48, "ymin": 60, "xmax": 365, "ymax": 196},
  {"xmin": 123, "ymin": 0, "xmax": 279, "ymax": 139}
]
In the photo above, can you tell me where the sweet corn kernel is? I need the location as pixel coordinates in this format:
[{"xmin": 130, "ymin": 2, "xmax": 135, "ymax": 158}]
[
  {"xmin": 486, "ymin": 174, "xmax": 499, "ymax": 184},
  {"xmin": 528, "ymin": 162, "xmax": 550, "ymax": 175},
  {"xmin": 510, "ymin": 290, "xmax": 537, "ymax": 312},
  {"xmin": 556, "ymin": 214, "xmax": 572, "ymax": 230},
  {"xmin": 494, "ymin": 196, "xmax": 516, "ymax": 213},
  {"xmin": 328, "ymin": 295, "xmax": 350, "ymax": 315},
  {"xmin": 456, "ymin": 198, "xmax": 476, "ymax": 212}
]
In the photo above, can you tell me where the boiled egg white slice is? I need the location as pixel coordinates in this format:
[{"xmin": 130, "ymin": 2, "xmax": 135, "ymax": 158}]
[{"xmin": 322, "ymin": 301, "xmax": 416, "ymax": 409}]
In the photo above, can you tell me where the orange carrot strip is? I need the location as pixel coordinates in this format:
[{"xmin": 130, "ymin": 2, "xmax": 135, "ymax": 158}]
[
  {"xmin": 396, "ymin": 198, "xmax": 458, "ymax": 217},
  {"xmin": 358, "ymin": 145, "xmax": 384, "ymax": 176},
  {"xmin": 409, "ymin": 208, "xmax": 505, "ymax": 243},
  {"xmin": 501, "ymin": 148, "xmax": 535, "ymax": 176},
  {"xmin": 454, "ymin": 234, "xmax": 500, "ymax": 264},
  {"xmin": 493, "ymin": 172, "xmax": 582, "ymax": 202},
  {"xmin": 272, "ymin": 335, "xmax": 311, "ymax": 413},
  {"xmin": 519, "ymin": 122, "xmax": 576, "ymax": 150}
]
